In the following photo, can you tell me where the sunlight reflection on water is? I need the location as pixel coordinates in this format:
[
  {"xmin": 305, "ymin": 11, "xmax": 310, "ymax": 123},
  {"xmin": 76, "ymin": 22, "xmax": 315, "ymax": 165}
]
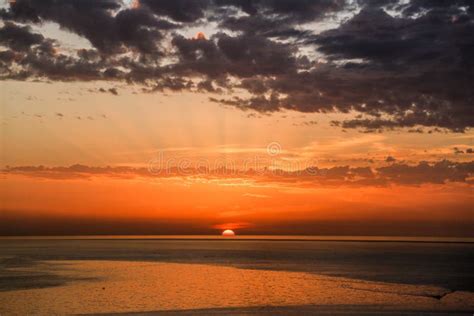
[{"xmin": 0, "ymin": 260, "xmax": 473, "ymax": 315}]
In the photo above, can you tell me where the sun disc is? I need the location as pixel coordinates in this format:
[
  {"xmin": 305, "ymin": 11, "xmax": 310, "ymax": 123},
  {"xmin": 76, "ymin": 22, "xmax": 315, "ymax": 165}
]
[
  {"xmin": 194, "ymin": 32, "xmax": 206, "ymax": 40},
  {"xmin": 222, "ymin": 229, "xmax": 235, "ymax": 237}
]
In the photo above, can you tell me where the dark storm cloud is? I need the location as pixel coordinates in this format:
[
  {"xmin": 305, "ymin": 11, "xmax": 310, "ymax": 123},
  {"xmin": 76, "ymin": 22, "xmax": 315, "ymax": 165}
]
[
  {"xmin": 0, "ymin": 21, "xmax": 113, "ymax": 80},
  {"xmin": 171, "ymin": 33, "xmax": 298, "ymax": 78},
  {"xmin": 218, "ymin": 3, "xmax": 474, "ymax": 131},
  {"xmin": 1, "ymin": 0, "xmax": 473, "ymax": 131},
  {"xmin": 216, "ymin": 33, "xmax": 297, "ymax": 76},
  {"xmin": 217, "ymin": 0, "xmax": 347, "ymax": 22},
  {"xmin": 219, "ymin": 15, "xmax": 309, "ymax": 39},
  {"xmin": 0, "ymin": 22, "xmax": 46, "ymax": 51},
  {"xmin": 1, "ymin": 0, "xmax": 177, "ymax": 54},
  {"xmin": 306, "ymin": 6, "xmax": 474, "ymax": 131},
  {"xmin": 214, "ymin": 0, "xmax": 348, "ymax": 42},
  {"xmin": 1, "ymin": 0, "xmax": 122, "ymax": 53},
  {"xmin": 140, "ymin": 0, "xmax": 212, "ymax": 23}
]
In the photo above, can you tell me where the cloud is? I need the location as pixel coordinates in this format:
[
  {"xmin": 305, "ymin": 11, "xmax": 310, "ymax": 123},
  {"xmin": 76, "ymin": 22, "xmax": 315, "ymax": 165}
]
[
  {"xmin": 293, "ymin": 120, "xmax": 318, "ymax": 127},
  {"xmin": 377, "ymin": 160, "xmax": 474, "ymax": 185},
  {"xmin": 140, "ymin": 0, "xmax": 212, "ymax": 23},
  {"xmin": 1, "ymin": 0, "xmax": 473, "ymax": 131},
  {"xmin": 218, "ymin": 0, "xmax": 347, "ymax": 23},
  {"xmin": 108, "ymin": 87, "xmax": 118, "ymax": 95},
  {"xmin": 170, "ymin": 32, "xmax": 298, "ymax": 79},
  {"xmin": 308, "ymin": 5, "xmax": 474, "ymax": 132},
  {"xmin": 3, "ymin": 160, "xmax": 474, "ymax": 187},
  {"xmin": 453, "ymin": 147, "xmax": 474, "ymax": 154},
  {"xmin": 1, "ymin": 0, "xmax": 177, "ymax": 54},
  {"xmin": 0, "ymin": 22, "xmax": 47, "ymax": 51},
  {"xmin": 2, "ymin": 164, "xmax": 151, "ymax": 180}
]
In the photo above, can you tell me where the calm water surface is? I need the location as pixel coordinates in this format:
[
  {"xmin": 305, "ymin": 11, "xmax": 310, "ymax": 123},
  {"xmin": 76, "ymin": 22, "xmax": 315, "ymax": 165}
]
[{"xmin": 0, "ymin": 236, "xmax": 473, "ymax": 315}]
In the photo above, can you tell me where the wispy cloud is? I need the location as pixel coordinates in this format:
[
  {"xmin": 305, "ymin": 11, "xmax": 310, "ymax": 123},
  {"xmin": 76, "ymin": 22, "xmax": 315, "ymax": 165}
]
[{"xmin": 3, "ymin": 160, "xmax": 474, "ymax": 187}]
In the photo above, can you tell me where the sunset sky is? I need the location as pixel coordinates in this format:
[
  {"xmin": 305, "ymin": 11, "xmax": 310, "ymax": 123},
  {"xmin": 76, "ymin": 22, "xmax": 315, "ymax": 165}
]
[{"xmin": 1, "ymin": 0, "xmax": 473, "ymax": 236}]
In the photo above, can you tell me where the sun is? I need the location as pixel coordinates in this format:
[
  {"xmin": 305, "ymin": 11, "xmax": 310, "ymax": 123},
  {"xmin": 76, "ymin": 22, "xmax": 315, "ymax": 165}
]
[
  {"xmin": 194, "ymin": 32, "xmax": 206, "ymax": 40},
  {"xmin": 222, "ymin": 229, "xmax": 235, "ymax": 237}
]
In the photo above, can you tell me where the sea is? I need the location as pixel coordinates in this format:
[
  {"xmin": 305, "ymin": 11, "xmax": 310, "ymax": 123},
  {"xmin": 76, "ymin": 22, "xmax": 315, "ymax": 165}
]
[{"xmin": 0, "ymin": 236, "xmax": 473, "ymax": 315}]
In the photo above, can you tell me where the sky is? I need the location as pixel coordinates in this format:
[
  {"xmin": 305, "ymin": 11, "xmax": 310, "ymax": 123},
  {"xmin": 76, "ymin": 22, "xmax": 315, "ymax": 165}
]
[{"xmin": 0, "ymin": 0, "xmax": 473, "ymax": 236}]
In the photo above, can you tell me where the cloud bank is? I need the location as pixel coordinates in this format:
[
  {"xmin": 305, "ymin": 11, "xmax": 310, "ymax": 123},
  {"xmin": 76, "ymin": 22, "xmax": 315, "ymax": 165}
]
[
  {"xmin": 3, "ymin": 160, "xmax": 474, "ymax": 186},
  {"xmin": 1, "ymin": 0, "xmax": 473, "ymax": 131}
]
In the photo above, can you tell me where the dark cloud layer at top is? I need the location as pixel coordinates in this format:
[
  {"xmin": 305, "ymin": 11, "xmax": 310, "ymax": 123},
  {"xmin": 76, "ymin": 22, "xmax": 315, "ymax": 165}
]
[{"xmin": 0, "ymin": 0, "xmax": 473, "ymax": 132}]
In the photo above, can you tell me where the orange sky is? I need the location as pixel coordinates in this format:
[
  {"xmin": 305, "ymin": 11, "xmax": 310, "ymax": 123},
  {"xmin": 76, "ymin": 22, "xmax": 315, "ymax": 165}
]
[
  {"xmin": 1, "ymin": 1, "xmax": 473, "ymax": 236},
  {"xmin": 1, "ymin": 81, "xmax": 473, "ymax": 236}
]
